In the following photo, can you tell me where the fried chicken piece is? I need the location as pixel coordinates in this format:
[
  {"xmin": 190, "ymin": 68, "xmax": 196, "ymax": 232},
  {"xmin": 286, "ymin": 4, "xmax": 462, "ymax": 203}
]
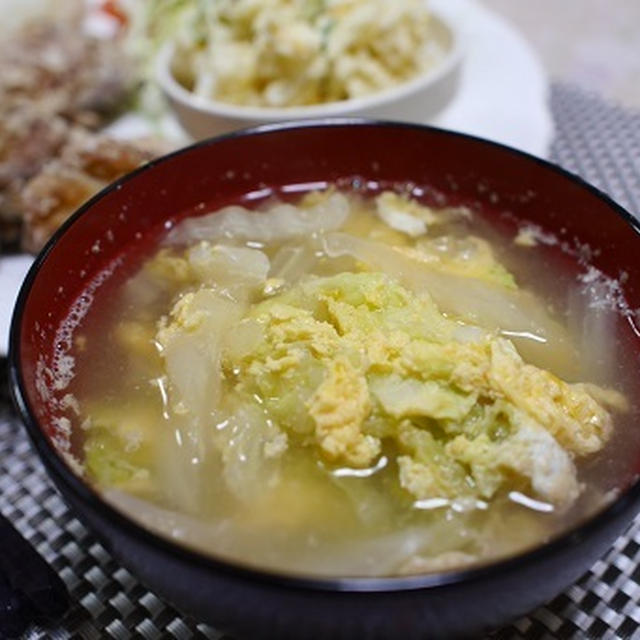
[
  {"xmin": 0, "ymin": 14, "xmax": 136, "ymax": 129},
  {"xmin": 0, "ymin": 7, "xmax": 138, "ymax": 248},
  {"xmin": 21, "ymin": 132, "xmax": 165, "ymax": 254},
  {"xmin": 0, "ymin": 108, "xmax": 70, "ymax": 248}
]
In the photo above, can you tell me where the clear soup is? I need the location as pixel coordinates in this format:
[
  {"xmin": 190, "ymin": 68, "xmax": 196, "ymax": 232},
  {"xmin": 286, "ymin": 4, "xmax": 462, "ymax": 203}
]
[{"xmin": 57, "ymin": 187, "xmax": 638, "ymax": 577}]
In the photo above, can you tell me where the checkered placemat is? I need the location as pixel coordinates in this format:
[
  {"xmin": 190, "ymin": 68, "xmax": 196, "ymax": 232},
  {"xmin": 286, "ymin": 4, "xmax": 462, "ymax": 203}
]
[
  {"xmin": 2, "ymin": 83, "xmax": 640, "ymax": 640},
  {"xmin": 550, "ymin": 84, "xmax": 640, "ymax": 219}
]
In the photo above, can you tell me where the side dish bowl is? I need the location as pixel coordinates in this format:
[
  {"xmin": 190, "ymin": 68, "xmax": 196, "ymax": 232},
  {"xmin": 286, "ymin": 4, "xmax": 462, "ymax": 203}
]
[
  {"xmin": 156, "ymin": 9, "xmax": 462, "ymax": 139},
  {"xmin": 10, "ymin": 120, "xmax": 640, "ymax": 640}
]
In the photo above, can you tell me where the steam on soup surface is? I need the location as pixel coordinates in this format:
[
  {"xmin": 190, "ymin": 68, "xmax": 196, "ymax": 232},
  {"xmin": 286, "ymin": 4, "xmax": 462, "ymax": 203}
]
[{"xmin": 63, "ymin": 188, "xmax": 633, "ymax": 577}]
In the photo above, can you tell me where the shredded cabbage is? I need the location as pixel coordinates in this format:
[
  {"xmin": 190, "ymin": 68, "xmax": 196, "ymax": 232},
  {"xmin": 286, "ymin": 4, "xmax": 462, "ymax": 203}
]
[
  {"xmin": 165, "ymin": 193, "xmax": 349, "ymax": 246},
  {"xmin": 225, "ymin": 271, "xmax": 622, "ymax": 507},
  {"xmin": 322, "ymin": 231, "xmax": 579, "ymax": 375}
]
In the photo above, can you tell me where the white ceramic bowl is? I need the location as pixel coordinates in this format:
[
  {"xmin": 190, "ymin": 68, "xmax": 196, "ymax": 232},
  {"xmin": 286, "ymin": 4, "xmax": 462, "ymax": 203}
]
[{"xmin": 156, "ymin": 9, "xmax": 463, "ymax": 140}]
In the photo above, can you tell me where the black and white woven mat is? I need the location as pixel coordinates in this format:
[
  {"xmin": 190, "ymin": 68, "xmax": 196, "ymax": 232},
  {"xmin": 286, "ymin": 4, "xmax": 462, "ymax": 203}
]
[{"xmin": 2, "ymin": 83, "xmax": 640, "ymax": 640}]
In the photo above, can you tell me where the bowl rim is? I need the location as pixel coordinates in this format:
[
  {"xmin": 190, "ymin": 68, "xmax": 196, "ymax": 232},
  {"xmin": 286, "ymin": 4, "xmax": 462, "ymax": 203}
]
[
  {"xmin": 9, "ymin": 118, "xmax": 640, "ymax": 594},
  {"xmin": 155, "ymin": 6, "xmax": 463, "ymax": 121}
]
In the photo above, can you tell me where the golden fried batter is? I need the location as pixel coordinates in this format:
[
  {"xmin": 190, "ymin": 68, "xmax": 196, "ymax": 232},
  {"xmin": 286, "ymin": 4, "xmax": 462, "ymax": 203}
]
[
  {"xmin": 21, "ymin": 132, "xmax": 163, "ymax": 253},
  {"xmin": 0, "ymin": 6, "xmax": 140, "ymax": 249}
]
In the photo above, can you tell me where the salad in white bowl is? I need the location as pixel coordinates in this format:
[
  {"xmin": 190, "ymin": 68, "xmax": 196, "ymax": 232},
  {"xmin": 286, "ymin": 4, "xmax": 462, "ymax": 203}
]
[
  {"xmin": 128, "ymin": 0, "xmax": 462, "ymax": 138},
  {"xmin": 140, "ymin": 0, "xmax": 449, "ymax": 107}
]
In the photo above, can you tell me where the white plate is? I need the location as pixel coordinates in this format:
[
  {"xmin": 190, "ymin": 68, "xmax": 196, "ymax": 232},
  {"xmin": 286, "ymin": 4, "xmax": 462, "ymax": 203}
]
[
  {"xmin": 0, "ymin": 0, "xmax": 553, "ymax": 356},
  {"xmin": 0, "ymin": 254, "xmax": 35, "ymax": 357},
  {"xmin": 431, "ymin": 0, "xmax": 553, "ymax": 157}
]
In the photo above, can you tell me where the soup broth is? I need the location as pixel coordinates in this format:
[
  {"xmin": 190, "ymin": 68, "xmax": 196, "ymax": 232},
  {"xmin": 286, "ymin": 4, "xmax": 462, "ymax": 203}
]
[{"xmin": 60, "ymin": 188, "xmax": 636, "ymax": 577}]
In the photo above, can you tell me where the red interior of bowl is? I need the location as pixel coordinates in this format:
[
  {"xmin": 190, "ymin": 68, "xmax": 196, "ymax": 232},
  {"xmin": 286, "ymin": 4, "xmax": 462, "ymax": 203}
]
[{"xmin": 14, "ymin": 121, "xmax": 640, "ymax": 476}]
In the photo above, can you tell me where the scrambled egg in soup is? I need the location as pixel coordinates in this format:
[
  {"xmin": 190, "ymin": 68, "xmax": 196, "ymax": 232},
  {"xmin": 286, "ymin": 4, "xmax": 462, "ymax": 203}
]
[{"xmin": 73, "ymin": 189, "xmax": 630, "ymax": 577}]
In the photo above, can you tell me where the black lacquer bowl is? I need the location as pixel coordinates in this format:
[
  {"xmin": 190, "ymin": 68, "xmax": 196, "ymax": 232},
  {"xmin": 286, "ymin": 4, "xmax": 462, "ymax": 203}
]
[{"xmin": 9, "ymin": 121, "xmax": 640, "ymax": 639}]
